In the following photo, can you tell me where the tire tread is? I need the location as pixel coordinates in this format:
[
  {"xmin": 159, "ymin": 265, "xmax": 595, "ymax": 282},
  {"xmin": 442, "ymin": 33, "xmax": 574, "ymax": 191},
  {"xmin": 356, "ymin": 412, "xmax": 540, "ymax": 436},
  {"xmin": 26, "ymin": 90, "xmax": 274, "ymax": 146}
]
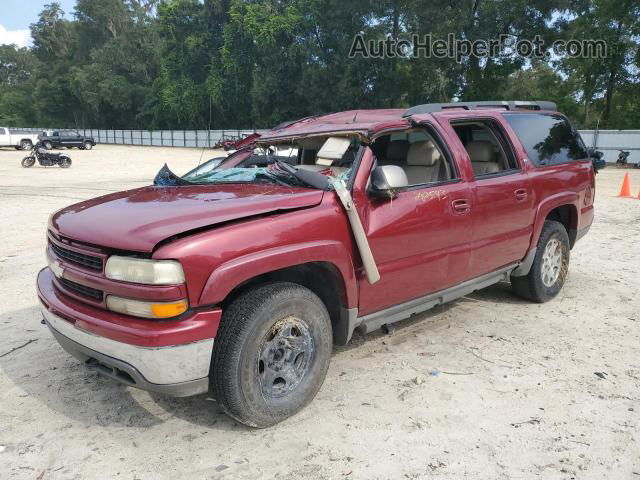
[{"xmin": 211, "ymin": 282, "xmax": 330, "ymax": 427}]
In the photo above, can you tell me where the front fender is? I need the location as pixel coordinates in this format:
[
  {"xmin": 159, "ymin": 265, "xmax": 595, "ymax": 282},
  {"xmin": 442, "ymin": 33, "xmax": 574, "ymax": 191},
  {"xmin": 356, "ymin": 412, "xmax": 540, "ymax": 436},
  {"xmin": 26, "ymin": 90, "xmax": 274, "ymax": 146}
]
[{"xmin": 198, "ymin": 240, "xmax": 358, "ymax": 308}]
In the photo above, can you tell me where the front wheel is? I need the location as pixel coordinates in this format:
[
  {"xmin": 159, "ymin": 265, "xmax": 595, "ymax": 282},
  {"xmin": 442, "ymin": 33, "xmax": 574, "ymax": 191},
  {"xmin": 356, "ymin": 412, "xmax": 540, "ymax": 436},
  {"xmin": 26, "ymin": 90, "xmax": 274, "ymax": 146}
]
[
  {"xmin": 211, "ymin": 282, "xmax": 333, "ymax": 428},
  {"xmin": 59, "ymin": 156, "xmax": 72, "ymax": 168},
  {"xmin": 21, "ymin": 156, "xmax": 36, "ymax": 168},
  {"xmin": 511, "ymin": 220, "xmax": 570, "ymax": 303},
  {"xmin": 43, "ymin": 141, "xmax": 52, "ymax": 150}
]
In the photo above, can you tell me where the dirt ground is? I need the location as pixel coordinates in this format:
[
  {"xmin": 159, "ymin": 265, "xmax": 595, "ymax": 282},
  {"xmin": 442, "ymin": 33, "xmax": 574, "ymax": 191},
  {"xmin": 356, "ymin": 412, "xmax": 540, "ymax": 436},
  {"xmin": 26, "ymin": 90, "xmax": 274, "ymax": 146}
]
[{"xmin": 0, "ymin": 145, "xmax": 639, "ymax": 479}]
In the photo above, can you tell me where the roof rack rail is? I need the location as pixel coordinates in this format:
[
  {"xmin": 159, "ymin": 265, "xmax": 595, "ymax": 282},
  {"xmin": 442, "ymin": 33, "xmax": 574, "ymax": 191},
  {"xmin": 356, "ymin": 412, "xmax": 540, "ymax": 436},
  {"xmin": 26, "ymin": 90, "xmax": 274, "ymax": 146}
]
[{"xmin": 403, "ymin": 100, "xmax": 557, "ymax": 117}]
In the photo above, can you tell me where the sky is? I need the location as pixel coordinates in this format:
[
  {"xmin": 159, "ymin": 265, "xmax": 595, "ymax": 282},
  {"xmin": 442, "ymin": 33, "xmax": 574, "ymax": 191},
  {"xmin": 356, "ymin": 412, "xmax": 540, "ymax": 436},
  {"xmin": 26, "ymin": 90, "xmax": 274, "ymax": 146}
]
[{"xmin": 0, "ymin": 0, "xmax": 76, "ymax": 47}]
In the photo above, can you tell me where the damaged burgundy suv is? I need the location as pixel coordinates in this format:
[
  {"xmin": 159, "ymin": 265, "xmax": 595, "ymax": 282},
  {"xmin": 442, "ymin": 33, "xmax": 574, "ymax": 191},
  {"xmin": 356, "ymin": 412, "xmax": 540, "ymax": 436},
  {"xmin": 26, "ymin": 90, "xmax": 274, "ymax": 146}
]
[{"xmin": 38, "ymin": 101, "xmax": 598, "ymax": 427}]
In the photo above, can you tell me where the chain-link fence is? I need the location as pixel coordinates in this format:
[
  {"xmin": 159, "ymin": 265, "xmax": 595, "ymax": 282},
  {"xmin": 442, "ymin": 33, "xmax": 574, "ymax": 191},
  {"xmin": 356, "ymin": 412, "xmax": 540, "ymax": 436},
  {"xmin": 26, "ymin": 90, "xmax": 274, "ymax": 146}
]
[
  {"xmin": 8, "ymin": 127, "xmax": 640, "ymax": 164},
  {"xmin": 9, "ymin": 127, "xmax": 263, "ymax": 148}
]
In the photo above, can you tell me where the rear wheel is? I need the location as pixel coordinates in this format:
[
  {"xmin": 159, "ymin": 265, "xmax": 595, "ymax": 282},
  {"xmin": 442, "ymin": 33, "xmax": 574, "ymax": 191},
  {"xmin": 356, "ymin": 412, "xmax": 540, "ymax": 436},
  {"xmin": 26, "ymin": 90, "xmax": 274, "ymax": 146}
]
[
  {"xmin": 21, "ymin": 156, "xmax": 36, "ymax": 168},
  {"xmin": 511, "ymin": 220, "xmax": 570, "ymax": 303},
  {"xmin": 59, "ymin": 156, "xmax": 72, "ymax": 168},
  {"xmin": 43, "ymin": 141, "xmax": 52, "ymax": 150},
  {"xmin": 83, "ymin": 141, "xmax": 93, "ymax": 150},
  {"xmin": 211, "ymin": 282, "xmax": 333, "ymax": 428},
  {"xmin": 20, "ymin": 140, "xmax": 32, "ymax": 150}
]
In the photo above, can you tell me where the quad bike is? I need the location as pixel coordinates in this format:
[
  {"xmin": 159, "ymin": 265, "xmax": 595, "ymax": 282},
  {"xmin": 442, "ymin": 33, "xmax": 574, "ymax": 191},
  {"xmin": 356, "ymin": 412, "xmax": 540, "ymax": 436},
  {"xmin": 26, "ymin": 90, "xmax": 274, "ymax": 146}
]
[
  {"xmin": 21, "ymin": 142, "xmax": 72, "ymax": 168},
  {"xmin": 616, "ymin": 150, "xmax": 630, "ymax": 168}
]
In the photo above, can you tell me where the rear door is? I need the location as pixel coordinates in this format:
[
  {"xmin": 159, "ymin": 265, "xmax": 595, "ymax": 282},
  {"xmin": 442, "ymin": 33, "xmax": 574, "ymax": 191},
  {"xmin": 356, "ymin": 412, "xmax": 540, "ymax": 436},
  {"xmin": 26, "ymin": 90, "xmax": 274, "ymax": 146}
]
[
  {"xmin": 446, "ymin": 116, "xmax": 534, "ymax": 277},
  {"xmin": 60, "ymin": 131, "xmax": 75, "ymax": 146},
  {"xmin": 70, "ymin": 131, "xmax": 83, "ymax": 146},
  {"xmin": 0, "ymin": 128, "xmax": 8, "ymax": 146}
]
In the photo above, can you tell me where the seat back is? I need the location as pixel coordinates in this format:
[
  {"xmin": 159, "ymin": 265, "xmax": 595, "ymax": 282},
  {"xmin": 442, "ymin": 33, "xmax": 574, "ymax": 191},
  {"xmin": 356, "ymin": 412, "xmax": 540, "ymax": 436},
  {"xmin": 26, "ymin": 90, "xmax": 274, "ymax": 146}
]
[
  {"xmin": 466, "ymin": 141, "xmax": 500, "ymax": 176},
  {"xmin": 405, "ymin": 141, "xmax": 444, "ymax": 184},
  {"xmin": 386, "ymin": 140, "xmax": 410, "ymax": 164}
]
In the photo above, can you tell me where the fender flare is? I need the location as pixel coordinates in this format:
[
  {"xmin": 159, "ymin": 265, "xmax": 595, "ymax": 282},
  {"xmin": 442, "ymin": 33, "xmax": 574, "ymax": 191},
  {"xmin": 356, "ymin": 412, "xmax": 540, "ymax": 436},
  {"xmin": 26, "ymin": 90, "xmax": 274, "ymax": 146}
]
[
  {"xmin": 198, "ymin": 240, "xmax": 358, "ymax": 308},
  {"xmin": 531, "ymin": 192, "xmax": 579, "ymax": 246},
  {"xmin": 515, "ymin": 192, "xmax": 578, "ymax": 277}
]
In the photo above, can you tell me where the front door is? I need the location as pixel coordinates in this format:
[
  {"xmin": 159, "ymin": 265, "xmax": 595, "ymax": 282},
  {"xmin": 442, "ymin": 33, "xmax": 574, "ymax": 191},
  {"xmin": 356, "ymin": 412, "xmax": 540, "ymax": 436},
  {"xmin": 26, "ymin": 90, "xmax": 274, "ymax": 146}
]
[{"xmin": 355, "ymin": 126, "xmax": 472, "ymax": 316}]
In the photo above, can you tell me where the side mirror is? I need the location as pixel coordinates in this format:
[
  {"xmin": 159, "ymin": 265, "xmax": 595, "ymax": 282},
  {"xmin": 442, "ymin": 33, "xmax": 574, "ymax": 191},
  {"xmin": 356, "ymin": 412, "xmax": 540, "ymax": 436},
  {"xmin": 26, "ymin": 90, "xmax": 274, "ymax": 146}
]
[
  {"xmin": 587, "ymin": 147, "xmax": 606, "ymax": 173},
  {"xmin": 369, "ymin": 165, "xmax": 408, "ymax": 199}
]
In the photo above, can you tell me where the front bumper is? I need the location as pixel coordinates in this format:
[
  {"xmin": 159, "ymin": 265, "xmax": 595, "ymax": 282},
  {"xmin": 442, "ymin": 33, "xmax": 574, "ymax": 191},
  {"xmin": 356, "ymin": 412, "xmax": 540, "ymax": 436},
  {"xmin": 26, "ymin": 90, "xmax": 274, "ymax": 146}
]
[{"xmin": 38, "ymin": 268, "xmax": 220, "ymax": 397}]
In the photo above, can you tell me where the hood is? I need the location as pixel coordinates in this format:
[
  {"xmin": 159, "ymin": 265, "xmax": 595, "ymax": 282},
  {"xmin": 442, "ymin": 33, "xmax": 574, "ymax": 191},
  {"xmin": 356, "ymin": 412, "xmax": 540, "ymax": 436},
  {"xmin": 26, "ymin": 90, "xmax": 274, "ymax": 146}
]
[{"xmin": 51, "ymin": 184, "xmax": 324, "ymax": 252}]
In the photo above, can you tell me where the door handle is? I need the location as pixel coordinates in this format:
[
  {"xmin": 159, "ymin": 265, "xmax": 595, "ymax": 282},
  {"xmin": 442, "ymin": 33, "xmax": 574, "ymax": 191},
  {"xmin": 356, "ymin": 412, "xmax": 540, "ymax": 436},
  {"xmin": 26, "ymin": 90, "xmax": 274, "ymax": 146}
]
[
  {"xmin": 514, "ymin": 189, "xmax": 528, "ymax": 201},
  {"xmin": 451, "ymin": 199, "xmax": 470, "ymax": 214}
]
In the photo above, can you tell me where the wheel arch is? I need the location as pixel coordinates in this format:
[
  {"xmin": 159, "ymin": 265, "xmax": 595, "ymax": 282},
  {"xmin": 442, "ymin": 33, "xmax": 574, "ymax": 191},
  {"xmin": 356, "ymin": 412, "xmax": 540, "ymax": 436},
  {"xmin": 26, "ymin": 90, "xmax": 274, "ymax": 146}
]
[
  {"xmin": 530, "ymin": 194, "xmax": 579, "ymax": 251},
  {"xmin": 198, "ymin": 241, "xmax": 358, "ymax": 345}
]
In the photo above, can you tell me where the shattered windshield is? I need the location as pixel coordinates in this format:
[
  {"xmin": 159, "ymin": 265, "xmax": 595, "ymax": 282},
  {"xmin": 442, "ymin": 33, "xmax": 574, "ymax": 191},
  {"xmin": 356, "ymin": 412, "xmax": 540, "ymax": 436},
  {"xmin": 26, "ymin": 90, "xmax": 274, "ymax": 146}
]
[
  {"xmin": 154, "ymin": 164, "xmax": 306, "ymax": 187},
  {"xmin": 154, "ymin": 134, "xmax": 360, "ymax": 188},
  {"xmin": 181, "ymin": 166, "xmax": 306, "ymax": 187}
]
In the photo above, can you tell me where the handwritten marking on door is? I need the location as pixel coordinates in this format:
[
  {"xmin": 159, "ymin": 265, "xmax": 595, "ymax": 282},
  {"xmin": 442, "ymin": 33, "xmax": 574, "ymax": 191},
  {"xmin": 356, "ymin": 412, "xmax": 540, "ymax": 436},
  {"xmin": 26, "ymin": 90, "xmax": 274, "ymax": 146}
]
[{"xmin": 415, "ymin": 190, "xmax": 447, "ymax": 202}]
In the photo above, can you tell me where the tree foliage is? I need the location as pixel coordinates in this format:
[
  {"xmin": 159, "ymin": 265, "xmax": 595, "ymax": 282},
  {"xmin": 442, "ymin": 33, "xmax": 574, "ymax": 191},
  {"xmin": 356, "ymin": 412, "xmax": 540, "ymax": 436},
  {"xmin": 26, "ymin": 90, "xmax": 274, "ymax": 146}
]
[{"xmin": 0, "ymin": 0, "xmax": 637, "ymax": 129}]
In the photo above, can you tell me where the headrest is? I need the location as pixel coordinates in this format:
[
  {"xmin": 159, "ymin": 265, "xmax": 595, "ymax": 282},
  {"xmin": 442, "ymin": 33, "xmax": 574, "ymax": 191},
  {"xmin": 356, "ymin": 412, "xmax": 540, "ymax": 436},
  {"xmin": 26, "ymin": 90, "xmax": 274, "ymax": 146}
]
[
  {"xmin": 407, "ymin": 141, "xmax": 441, "ymax": 166},
  {"xmin": 316, "ymin": 136, "xmax": 351, "ymax": 166},
  {"xmin": 386, "ymin": 140, "xmax": 410, "ymax": 161},
  {"xmin": 466, "ymin": 141, "xmax": 493, "ymax": 163}
]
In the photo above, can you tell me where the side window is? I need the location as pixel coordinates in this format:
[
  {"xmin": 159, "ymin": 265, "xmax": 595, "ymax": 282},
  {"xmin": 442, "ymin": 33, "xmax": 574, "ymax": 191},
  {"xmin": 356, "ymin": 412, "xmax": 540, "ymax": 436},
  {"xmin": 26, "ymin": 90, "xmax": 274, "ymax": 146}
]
[
  {"xmin": 451, "ymin": 121, "xmax": 518, "ymax": 178},
  {"xmin": 372, "ymin": 128, "xmax": 457, "ymax": 187},
  {"xmin": 0, "ymin": 128, "xmax": 6, "ymax": 135},
  {"xmin": 53, "ymin": 132, "xmax": 59, "ymax": 137},
  {"xmin": 503, "ymin": 113, "xmax": 587, "ymax": 166}
]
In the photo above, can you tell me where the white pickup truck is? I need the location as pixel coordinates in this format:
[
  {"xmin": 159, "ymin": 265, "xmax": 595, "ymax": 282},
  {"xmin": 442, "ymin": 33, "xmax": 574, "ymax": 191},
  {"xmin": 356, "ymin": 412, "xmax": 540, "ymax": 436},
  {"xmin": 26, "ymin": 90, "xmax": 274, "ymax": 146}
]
[{"xmin": 0, "ymin": 127, "xmax": 40, "ymax": 150}]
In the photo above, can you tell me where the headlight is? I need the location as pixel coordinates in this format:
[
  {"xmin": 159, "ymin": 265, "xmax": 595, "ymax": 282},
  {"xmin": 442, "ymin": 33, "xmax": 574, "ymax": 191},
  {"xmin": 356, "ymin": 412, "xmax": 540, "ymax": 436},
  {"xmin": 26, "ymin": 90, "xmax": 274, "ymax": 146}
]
[
  {"xmin": 105, "ymin": 256, "xmax": 185, "ymax": 285},
  {"xmin": 106, "ymin": 296, "xmax": 188, "ymax": 319}
]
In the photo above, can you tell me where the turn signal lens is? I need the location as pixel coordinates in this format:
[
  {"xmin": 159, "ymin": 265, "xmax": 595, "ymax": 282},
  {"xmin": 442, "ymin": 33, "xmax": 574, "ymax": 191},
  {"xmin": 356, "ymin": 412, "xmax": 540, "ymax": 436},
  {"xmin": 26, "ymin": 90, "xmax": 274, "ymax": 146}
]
[
  {"xmin": 151, "ymin": 301, "xmax": 188, "ymax": 318},
  {"xmin": 106, "ymin": 296, "xmax": 188, "ymax": 319}
]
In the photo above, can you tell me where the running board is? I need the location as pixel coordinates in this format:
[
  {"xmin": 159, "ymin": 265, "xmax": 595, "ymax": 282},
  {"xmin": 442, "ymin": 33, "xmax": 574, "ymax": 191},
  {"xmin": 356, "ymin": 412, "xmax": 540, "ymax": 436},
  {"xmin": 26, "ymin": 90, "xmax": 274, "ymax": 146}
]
[{"xmin": 354, "ymin": 264, "xmax": 517, "ymax": 336}]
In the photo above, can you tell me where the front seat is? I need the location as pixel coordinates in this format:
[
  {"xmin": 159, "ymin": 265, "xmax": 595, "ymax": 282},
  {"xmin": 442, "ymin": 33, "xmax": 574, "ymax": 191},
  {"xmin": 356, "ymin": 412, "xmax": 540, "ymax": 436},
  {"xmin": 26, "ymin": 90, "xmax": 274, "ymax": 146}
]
[
  {"xmin": 386, "ymin": 140, "xmax": 410, "ymax": 165},
  {"xmin": 466, "ymin": 141, "xmax": 500, "ymax": 176},
  {"xmin": 404, "ymin": 141, "xmax": 445, "ymax": 185}
]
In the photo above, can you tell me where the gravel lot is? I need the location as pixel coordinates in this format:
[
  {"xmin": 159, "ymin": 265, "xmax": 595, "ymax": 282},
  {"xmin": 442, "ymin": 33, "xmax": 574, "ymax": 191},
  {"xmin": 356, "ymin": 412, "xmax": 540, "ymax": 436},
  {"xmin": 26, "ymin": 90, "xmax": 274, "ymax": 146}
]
[{"xmin": 1, "ymin": 145, "xmax": 639, "ymax": 479}]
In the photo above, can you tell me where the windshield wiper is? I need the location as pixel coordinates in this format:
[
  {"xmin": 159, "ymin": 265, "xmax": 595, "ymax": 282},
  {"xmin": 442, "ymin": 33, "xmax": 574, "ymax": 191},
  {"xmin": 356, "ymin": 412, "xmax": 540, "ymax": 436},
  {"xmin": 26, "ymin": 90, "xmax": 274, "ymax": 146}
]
[{"xmin": 276, "ymin": 160, "xmax": 330, "ymax": 190}]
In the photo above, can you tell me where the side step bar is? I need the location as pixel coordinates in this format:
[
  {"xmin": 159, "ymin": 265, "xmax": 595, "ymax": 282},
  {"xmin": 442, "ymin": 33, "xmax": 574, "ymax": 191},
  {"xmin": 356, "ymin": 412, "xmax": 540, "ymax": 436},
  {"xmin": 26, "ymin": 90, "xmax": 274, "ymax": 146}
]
[{"xmin": 352, "ymin": 264, "xmax": 517, "ymax": 338}]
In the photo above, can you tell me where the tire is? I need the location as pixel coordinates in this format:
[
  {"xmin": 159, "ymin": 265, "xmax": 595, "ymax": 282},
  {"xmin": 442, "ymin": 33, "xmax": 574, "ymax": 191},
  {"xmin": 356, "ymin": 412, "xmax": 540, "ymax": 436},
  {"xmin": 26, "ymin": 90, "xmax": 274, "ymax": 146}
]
[
  {"xmin": 212, "ymin": 282, "xmax": 333, "ymax": 428},
  {"xmin": 59, "ymin": 156, "xmax": 72, "ymax": 168},
  {"xmin": 20, "ymin": 140, "xmax": 32, "ymax": 150},
  {"xmin": 83, "ymin": 141, "xmax": 93, "ymax": 150},
  {"xmin": 511, "ymin": 220, "xmax": 570, "ymax": 303},
  {"xmin": 43, "ymin": 141, "xmax": 52, "ymax": 150},
  {"xmin": 21, "ymin": 156, "xmax": 36, "ymax": 168}
]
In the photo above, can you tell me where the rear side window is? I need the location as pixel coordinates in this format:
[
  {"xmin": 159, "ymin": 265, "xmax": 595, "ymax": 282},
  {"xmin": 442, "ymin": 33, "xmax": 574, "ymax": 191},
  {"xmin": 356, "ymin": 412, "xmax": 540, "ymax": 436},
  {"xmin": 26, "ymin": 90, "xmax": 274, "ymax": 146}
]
[{"xmin": 503, "ymin": 113, "xmax": 587, "ymax": 166}]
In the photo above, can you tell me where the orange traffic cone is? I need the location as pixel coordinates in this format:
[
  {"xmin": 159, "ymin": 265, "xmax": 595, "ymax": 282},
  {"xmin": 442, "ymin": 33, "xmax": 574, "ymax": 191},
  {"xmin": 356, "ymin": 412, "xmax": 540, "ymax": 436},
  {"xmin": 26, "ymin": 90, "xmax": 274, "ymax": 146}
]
[{"xmin": 618, "ymin": 173, "xmax": 633, "ymax": 198}]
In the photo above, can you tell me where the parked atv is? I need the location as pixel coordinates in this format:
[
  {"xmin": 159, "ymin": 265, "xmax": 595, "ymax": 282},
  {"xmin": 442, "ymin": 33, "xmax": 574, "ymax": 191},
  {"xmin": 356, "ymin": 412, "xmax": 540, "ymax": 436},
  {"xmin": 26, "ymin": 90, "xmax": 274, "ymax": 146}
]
[
  {"xmin": 22, "ymin": 142, "xmax": 72, "ymax": 168},
  {"xmin": 616, "ymin": 150, "xmax": 630, "ymax": 168}
]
